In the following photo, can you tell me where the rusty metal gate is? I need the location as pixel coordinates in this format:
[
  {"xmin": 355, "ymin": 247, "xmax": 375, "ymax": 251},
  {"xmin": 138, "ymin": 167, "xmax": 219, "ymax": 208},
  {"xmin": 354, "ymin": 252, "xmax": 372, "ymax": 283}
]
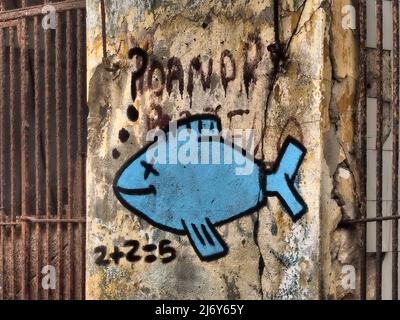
[
  {"xmin": 0, "ymin": 0, "xmax": 86, "ymax": 300},
  {"xmin": 349, "ymin": 0, "xmax": 400, "ymax": 300}
]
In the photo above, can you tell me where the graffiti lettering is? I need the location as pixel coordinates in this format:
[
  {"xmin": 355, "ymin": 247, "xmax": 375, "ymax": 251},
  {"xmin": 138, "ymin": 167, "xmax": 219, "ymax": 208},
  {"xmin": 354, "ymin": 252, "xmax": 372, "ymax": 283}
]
[
  {"xmin": 187, "ymin": 56, "xmax": 213, "ymax": 108},
  {"xmin": 126, "ymin": 37, "xmax": 266, "ymax": 107},
  {"xmin": 148, "ymin": 59, "xmax": 166, "ymax": 97},
  {"xmin": 227, "ymin": 109, "xmax": 250, "ymax": 120},
  {"xmin": 220, "ymin": 49, "xmax": 236, "ymax": 96},
  {"xmin": 129, "ymin": 47, "xmax": 148, "ymax": 102},
  {"xmin": 146, "ymin": 103, "xmax": 172, "ymax": 130},
  {"xmin": 127, "ymin": 47, "xmax": 148, "ymax": 122},
  {"xmin": 94, "ymin": 239, "xmax": 176, "ymax": 266},
  {"xmin": 166, "ymin": 57, "xmax": 184, "ymax": 98},
  {"xmin": 94, "ymin": 245, "xmax": 110, "ymax": 266},
  {"xmin": 243, "ymin": 33, "xmax": 263, "ymax": 98}
]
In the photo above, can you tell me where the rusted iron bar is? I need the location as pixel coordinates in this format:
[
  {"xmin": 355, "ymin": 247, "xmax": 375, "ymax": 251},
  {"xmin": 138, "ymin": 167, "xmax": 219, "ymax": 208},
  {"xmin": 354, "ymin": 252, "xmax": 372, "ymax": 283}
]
[
  {"xmin": 77, "ymin": 8, "xmax": 86, "ymax": 299},
  {"xmin": 82, "ymin": 11, "xmax": 88, "ymax": 300},
  {"xmin": 0, "ymin": 216, "xmax": 86, "ymax": 224},
  {"xmin": 0, "ymin": 222, "xmax": 19, "ymax": 226},
  {"xmin": 9, "ymin": 26, "xmax": 16, "ymax": 300},
  {"xmin": 55, "ymin": 10, "xmax": 62, "ymax": 300},
  {"xmin": 392, "ymin": 0, "xmax": 399, "ymax": 301},
  {"xmin": 33, "ymin": 14, "xmax": 41, "ymax": 301},
  {"xmin": 0, "ymin": 0, "xmax": 85, "ymax": 22},
  {"xmin": 341, "ymin": 215, "xmax": 400, "ymax": 225},
  {"xmin": 0, "ymin": 20, "xmax": 20, "ymax": 28},
  {"xmin": 358, "ymin": 0, "xmax": 367, "ymax": 301},
  {"xmin": 0, "ymin": 25, "xmax": 5, "ymax": 301},
  {"xmin": 100, "ymin": 0, "xmax": 107, "ymax": 58},
  {"xmin": 66, "ymin": 9, "xmax": 74, "ymax": 300},
  {"xmin": 376, "ymin": 0, "xmax": 383, "ymax": 301},
  {"xmin": 44, "ymin": 19, "xmax": 51, "ymax": 301},
  {"xmin": 20, "ymin": 14, "xmax": 29, "ymax": 301},
  {"xmin": 19, "ymin": 217, "xmax": 86, "ymax": 224}
]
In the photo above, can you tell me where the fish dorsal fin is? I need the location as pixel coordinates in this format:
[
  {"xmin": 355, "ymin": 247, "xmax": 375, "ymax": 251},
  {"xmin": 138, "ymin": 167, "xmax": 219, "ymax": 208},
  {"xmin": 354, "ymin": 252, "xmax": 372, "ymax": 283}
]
[
  {"xmin": 181, "ymin": 218, "xmax": 228, "ymax": 261},
  {"xmin": 176, "ymin": 115, "xmax": 221, "ymax": 134}
]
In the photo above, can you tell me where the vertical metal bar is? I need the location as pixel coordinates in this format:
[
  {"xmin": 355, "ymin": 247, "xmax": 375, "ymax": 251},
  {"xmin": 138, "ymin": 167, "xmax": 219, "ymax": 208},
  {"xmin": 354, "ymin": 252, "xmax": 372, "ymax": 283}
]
[
  {"xmin": 358, "ymin": 0, "xmax": 367, "ymax": 300},
  {"xmin": 55, "ymin": 10, "xmax": 62, "ymax": 301},
  {"xmin": 100, "ymin": 0, "xmax": 107, "ymax": 59},
  {"xmin": 82, "ymin": 49, "xmax": 87, "ymax": 301},
  {"xmin": 82, "ymin": 8, "xmax": 87, "ymax": 300},
  {"xmin": 83, "ymin": 9, "xmax": 87, "ymax": 300},
  {"xmin": 44, "ymin": 15, "xmax": 51, "ymax": 301},
  {"xmin": 76, "ymin": 8, "xmax": 85, "ymax": 299},
  {"xmin": 392, "ymin": 0, "xmax": 399, "ymax": 301},
  {"xmin": 9, "ymin": 26, "xmax": 16, "ymax": 300},
  {"xmin": 376, "ymin": 0, "xmax": 383, "ymax": 301},
  {"xmin": 66, "ymin": 9, "xmax": 73, "ymax": 300},
  {"xmin": 0, "ymin": 26, "xmax": 5, "ymax": 301},
  {"xmin": 33, "ymin": 15, "xmax": 41, "ymax": 301},
  {"xmin": 20, "ymin": 15, "xmax": 29, "ymax": 300}
]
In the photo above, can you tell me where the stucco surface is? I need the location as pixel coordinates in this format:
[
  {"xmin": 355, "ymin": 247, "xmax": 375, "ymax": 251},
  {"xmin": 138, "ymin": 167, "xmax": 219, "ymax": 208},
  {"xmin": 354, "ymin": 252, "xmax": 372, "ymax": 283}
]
[{"xmin": 86, "ymin": 0, "xmax": 359, "ymax": 300}]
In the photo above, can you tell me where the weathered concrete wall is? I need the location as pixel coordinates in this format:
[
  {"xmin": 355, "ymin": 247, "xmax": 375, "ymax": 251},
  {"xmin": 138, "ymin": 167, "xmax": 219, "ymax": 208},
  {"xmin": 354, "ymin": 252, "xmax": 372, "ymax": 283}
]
[
  {"xmin": 319, "ymin": 0, "xmax": 360, "ymax": 299},
  {"xmin": 86, "ymin": 0, "xmax": 359, "ymax": 299}
]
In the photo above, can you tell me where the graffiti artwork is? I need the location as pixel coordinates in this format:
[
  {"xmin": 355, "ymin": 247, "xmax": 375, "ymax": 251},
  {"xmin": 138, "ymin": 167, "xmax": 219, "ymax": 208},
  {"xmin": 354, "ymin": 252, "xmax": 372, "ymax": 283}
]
[
  {"xmin": 120, "ymin": 41, "xmax": 263, "ymax": 128},
  {"xmin": 113, "ymin": 114, "xmax": 307, "ymax": 261},
  {"xmin": 94, "ymin": 239, "xmax": 176, "ymax": 266}
]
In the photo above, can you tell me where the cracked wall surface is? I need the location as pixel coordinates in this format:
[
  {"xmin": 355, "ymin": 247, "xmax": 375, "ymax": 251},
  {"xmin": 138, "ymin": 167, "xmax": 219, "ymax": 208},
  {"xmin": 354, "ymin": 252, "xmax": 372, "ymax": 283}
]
[{"xmin": 86, "ymin": 0, "xmax": 359, "ymax": 299}]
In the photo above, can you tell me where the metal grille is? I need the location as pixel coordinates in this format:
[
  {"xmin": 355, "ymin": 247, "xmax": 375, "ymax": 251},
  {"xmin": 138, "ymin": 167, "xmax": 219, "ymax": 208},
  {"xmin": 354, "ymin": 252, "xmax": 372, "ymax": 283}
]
[
  {"xmin": 0, "ymin": 0, "xmax": 86, "ymax": 300},
  {"xmin": 347, "ymin": 0, "xmax": 400, "ymax": 300}
]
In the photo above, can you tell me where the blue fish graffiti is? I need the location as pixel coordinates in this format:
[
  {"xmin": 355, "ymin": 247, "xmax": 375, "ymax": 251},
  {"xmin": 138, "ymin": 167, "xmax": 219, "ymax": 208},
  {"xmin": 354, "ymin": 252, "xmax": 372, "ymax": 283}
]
[{"xmin": 113, "ymin": 114, "xmax": 307, "ymax": 261}]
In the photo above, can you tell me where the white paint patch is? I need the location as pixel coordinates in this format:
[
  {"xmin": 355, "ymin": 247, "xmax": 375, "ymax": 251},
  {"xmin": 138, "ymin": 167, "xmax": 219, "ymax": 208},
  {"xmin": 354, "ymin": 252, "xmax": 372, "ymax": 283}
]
[
  {"xmin": 338, "ymin": 167, "xmax": 351, "ymax": 180},
  {"xmin": 276, "ymin": 222, "xmax": 316, "ymax": 299}
]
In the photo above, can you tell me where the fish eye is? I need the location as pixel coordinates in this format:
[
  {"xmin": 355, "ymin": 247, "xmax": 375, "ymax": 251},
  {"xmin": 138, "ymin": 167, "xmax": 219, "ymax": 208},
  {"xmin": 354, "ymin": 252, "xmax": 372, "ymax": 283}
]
[{"xmin": 140, "ymin": 160, "xmax": 160, "ymax": 180}]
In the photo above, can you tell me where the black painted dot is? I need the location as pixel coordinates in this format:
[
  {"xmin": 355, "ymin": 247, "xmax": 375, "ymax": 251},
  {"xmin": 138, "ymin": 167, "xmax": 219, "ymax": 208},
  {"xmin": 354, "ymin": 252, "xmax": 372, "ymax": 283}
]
[
  {"xmin": 119, "ymin": 128, "xmax": 130, "ymax": 143},
  {"xmin": 112, "ymin": 148, "xmax": 120, "ymax": 159},
  {"xmin": 127, "ymin": 104, "xmax": 139, "ymax": 122}
]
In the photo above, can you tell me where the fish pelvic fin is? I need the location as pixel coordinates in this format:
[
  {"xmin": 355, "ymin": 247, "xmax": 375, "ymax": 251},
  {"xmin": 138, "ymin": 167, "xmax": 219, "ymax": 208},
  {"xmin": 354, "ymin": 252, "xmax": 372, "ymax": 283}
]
[
  {"xmin": 266, "ymin": 137, "xmax": 308, "ymax": 221},
  {"xmin": 182, "ymin": 218, "xmax": 228, "ymax": 261}
]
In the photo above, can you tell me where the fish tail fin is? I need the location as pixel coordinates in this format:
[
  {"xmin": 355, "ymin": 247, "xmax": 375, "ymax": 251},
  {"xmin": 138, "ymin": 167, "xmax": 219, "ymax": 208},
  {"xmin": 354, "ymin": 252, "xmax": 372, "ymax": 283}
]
[
  {"xmin": 182, "ymin": 218, "xmax": 228, "ymax": 261},
  {"xmin": 266, "ymin": 137, "xmax": 307, "ymax": 220}
]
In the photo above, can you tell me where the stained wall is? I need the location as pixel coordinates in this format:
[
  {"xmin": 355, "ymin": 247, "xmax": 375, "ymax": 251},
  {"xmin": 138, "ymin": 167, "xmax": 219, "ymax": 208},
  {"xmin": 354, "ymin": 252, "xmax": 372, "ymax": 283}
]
[{"xmin": 86, "ymin": 0, "xmax": 359, "ymax": 300}]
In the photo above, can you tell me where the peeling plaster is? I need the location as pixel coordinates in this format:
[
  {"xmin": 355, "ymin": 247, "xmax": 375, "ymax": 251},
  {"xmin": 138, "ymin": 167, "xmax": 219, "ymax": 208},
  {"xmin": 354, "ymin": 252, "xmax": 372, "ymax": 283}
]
[{"xmin": 86, "ymin": 0, "xmax": 359, "ymax": 300}]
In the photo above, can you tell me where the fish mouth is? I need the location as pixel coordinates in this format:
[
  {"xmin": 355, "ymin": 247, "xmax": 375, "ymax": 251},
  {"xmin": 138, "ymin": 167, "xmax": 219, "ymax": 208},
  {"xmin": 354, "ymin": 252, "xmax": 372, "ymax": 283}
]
[{"xmin": 114, "ymin": 185, "xmax": 156, "ymax": 196}]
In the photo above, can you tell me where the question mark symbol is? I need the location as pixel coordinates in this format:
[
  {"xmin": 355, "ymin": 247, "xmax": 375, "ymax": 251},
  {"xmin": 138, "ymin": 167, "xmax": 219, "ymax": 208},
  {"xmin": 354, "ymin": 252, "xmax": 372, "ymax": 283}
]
[{"xmin": 127, "ymin": 47, "xmax": 148, "ymax": 122}]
